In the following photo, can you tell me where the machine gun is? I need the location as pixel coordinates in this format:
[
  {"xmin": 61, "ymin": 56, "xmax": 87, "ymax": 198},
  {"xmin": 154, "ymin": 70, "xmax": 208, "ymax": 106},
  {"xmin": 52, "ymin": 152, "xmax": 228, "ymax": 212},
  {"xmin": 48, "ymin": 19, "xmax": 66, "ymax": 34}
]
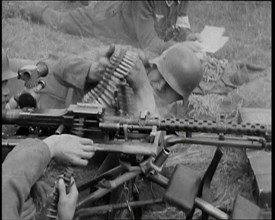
[
  {"xmin": 2, "ymin": 102, "xmax": 271, "ymax": 151},
  {"xmin": 2, "ymin": 103, "xmax": 271, "ymax": 219}
]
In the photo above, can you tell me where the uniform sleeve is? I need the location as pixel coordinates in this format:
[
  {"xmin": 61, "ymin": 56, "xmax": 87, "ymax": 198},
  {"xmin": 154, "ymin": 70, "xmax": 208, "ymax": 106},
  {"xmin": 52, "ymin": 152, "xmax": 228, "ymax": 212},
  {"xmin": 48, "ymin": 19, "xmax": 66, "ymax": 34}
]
[
  {"xmin": 2, "ymin": 139, "xmax": 51, "ymax": 220},
  {"xmin": 177, "ymin": 1, "xmax": 189, "ymax": 17},
  {"xmin": 130, "ymin": 1, "xmax": 175, "ymax": 54},
  {"xmin": 49, "ymin": 54, "xmax": 95, "ymax": 91},
  {"xmin": 176, "ymin": 1, "xmax": 189, "ymax": 28},
  {"xmin": 41, "ymin": 6, "xmax": 95, "ymax": 37},
  {"xmin": 175, "ymin": 1, "xmax": 192, "ymax": 39}
]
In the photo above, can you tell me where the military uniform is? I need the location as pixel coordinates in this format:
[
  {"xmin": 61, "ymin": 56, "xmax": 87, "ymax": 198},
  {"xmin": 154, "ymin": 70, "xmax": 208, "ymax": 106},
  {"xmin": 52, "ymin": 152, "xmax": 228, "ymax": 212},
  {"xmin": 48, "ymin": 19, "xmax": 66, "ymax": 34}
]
[
  {"xmin": 49, "ymin": 42, "xmax": 202, "ymax": 118},
  {"xmin": 22, "ymin": 1, "xmax": 191, "ymax": 54},
  {"xmin": 51, "ymin": 50, "xmax": 159, "ymax": 116},
  {"xmin": 2, "ymin": 139, "xmax": 51, "ymax": 220},
  {"xmin": 7, "ymin": 39, "xmax": 203, "ymax": 118}
]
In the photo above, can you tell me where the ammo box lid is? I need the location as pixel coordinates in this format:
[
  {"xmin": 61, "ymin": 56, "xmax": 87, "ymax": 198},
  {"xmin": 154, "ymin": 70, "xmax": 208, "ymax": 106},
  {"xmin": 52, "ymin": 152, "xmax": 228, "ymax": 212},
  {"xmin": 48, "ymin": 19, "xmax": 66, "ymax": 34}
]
[
  {"xmin": 238, "ymin": 107, "xmax": 271, "ymax": 208},
  {"xmin": 238, "ymin": 107, "xmax": 271, "ymax": 124}
]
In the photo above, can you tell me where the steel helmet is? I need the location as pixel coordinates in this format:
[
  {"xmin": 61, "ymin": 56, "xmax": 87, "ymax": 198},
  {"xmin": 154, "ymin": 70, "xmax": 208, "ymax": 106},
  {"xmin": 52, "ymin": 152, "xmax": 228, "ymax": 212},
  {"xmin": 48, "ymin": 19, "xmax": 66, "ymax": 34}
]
[
  {"xmin": 2, "ymin": 49, "xmax": 17, "ymax": 81},
  {"xmin": 149, "ymin": 43, "xmax": 202, "ymax": 103}
]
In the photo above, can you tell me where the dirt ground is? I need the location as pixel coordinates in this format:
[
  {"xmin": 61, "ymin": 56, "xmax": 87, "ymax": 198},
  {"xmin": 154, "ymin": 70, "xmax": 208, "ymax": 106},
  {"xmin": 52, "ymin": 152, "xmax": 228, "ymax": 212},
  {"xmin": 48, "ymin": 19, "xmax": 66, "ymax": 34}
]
[{"xmin": 2, "ymin": 1, "xmax": 271, "ymax": 219}]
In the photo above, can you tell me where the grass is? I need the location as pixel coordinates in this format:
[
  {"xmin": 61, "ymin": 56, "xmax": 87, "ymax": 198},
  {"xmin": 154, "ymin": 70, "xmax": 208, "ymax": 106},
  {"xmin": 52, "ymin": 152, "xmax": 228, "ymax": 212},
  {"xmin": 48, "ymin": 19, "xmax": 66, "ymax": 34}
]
[
  {"xmin": 189, "ymin": 1, "xmax": 271, "ymax": 66},
  {"xmin": 187, "ymin": 1, "xmax": 271, "ymax": 119},
  {"xmin": 2, "ymin": 1, "xmax": 271, "ymax": 218},
  {"xmin": 2, "ymin": 1, "xmax": 105, "ymax": 59}
]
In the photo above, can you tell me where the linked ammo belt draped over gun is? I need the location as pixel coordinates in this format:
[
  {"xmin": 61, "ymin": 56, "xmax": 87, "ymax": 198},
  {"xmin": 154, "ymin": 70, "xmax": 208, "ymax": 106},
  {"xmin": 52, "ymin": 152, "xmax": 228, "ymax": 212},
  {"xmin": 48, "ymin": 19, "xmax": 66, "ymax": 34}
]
[{"xmin": 82, "ymin": 48, "xmax": 137, "ymax": 115}]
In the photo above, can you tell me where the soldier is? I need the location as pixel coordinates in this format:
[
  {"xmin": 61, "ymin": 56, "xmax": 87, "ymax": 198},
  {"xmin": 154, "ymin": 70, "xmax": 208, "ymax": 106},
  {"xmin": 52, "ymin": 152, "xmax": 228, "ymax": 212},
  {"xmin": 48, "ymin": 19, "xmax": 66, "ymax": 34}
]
[
  {"xmin": 3, "ymin": 42, "xmax": 203, "ymax": 180},
  {"xmin": 2, "ymin": 134, "xmax": 96, "ymax": 220},
  {"xmin": 50, "ymin": 42, "xmax": 203, "ymax": 118},
  {"xmin": 16, "ymin": 1, "xmax": 201, "ymax": 54},
  {"xmin": 5, "ymin": 41, "xmax": 202, "ymax": 118},
  {"xmin": 2, "ymin": 49, "xmax": 18, "ymax": 110},
  {"xmin": 2, "ymin": 49, "xmax": 97, "ymax": 220},
  {"xmin": 147, "ymin": 42, "xmax": 203, "ymax": 117},
  {"xmin": 5, "ymin": 46, "xmax": 118, "ymax": 110},
  {"xmin": 2, "ymin": 48, "xmax": 21, "ymax": 162}
]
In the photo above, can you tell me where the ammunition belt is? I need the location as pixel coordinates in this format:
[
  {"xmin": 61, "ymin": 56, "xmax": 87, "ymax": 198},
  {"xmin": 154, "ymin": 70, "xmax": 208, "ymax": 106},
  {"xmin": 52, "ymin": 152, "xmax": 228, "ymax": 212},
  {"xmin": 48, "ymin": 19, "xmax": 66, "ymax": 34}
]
[
  {"xmin": 82, "ymin": 49, "xmax": 138, "ymax": 109},
  {"xmin": 116, "ymin": 81, "xmax": 135, "ymax": 116},
  {"xmin": 45, "ymin": 167, "xmax": 74, "ymax": 219}
]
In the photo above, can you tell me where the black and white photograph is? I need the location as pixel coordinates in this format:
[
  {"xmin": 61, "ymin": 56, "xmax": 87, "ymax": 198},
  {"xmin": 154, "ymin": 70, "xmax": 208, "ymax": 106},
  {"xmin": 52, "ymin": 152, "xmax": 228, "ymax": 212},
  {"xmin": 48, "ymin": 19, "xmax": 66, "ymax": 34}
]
[{"xmin": 2, "ymin": 1, "xmax": 271, "ymax": 219}]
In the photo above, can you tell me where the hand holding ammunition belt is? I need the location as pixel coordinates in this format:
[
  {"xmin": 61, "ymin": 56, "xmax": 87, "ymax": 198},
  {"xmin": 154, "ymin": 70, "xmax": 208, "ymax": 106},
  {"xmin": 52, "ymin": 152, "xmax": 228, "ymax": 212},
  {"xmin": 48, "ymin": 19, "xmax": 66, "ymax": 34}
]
[
  {"xmin": 45, "ymin": 166, "xmax": 74, "ymax": 220},
  {"xmin": 82, "ymin": 48, "xmax": 138, "ymax": 116}
]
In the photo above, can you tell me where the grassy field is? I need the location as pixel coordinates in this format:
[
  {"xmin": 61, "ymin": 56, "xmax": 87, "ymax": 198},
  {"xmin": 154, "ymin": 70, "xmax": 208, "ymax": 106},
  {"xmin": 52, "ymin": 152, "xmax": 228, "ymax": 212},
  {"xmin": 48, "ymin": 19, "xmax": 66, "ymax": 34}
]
[{"xmin": 2, "ymin": 1, "xmax": 271, "ymax": 219}]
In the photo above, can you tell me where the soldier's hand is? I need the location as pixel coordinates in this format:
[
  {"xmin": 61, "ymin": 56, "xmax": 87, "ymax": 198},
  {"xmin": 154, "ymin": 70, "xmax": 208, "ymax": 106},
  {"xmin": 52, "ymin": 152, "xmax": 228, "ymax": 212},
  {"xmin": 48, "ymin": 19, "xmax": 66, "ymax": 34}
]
[
  {"xmin": 186, "ymin": 33, "xmax": 202, "ymax": 42},
  {"xmin": 171, "ymin": 27, "xmax": 202, "ymax": 43},
  {"xmin": 178, "ymin": 41, "xmax": 204, "ymax": 56},
  {"xmin": 88, "ymin": 44, "xmax": 115, "ymax": 82},
  {"xmin": 43, "ymin": 134, "xmax": 95, "ymax": 166},
  {"xmin": 136, "ymin": 49, "xmax": 158, "ymax": 69},
  {"xmin": 57, "ymin": 177, "xmax": 78, "ymax": 220}
]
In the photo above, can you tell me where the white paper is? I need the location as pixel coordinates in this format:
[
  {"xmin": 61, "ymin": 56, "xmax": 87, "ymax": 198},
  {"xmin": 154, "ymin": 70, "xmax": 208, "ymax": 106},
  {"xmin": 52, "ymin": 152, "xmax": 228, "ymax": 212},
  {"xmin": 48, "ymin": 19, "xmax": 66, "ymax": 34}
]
[{"xmin": 196, "ymin": 25, "xmax": 229, "ymax": 53}]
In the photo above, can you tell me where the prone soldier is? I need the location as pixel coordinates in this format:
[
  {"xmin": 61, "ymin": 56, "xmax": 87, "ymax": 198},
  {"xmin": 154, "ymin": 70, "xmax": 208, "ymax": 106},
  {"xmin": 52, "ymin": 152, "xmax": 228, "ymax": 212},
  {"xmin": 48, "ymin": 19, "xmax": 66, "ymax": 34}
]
[
  {"xmin": 5, "ymin": 41, "xmax": 203, "ymax": 118},
  {"xmin": 12, "ymin": 1, "xmax": 201, "ymax": 55}
]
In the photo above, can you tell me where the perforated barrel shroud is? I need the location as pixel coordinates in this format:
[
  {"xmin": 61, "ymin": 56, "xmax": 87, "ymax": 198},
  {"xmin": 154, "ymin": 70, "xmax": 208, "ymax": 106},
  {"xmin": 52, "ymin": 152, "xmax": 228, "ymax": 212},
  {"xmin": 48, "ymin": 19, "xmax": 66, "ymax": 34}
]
[{"xmin": 82, "ymin": 49, "xmax": 138, "ymax": 113}]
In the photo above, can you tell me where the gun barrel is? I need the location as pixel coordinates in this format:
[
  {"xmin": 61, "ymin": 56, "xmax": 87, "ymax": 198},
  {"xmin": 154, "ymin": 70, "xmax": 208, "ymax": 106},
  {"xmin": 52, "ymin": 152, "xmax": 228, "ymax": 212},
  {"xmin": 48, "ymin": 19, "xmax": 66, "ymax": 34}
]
[
  {"xmin": 2, "ymin": 109, "xmax": 22, "ymax": 123},
  {"xmin": 2, "ymin": 106, "xmax": 271, "ymax": 140},
  {"xmin": 2, "ymin": 109, "xmax": 65, "ymax": 127},
  {"xmin": 101, "ymin": 116, "xmax": 270, "ymax": 139}
]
